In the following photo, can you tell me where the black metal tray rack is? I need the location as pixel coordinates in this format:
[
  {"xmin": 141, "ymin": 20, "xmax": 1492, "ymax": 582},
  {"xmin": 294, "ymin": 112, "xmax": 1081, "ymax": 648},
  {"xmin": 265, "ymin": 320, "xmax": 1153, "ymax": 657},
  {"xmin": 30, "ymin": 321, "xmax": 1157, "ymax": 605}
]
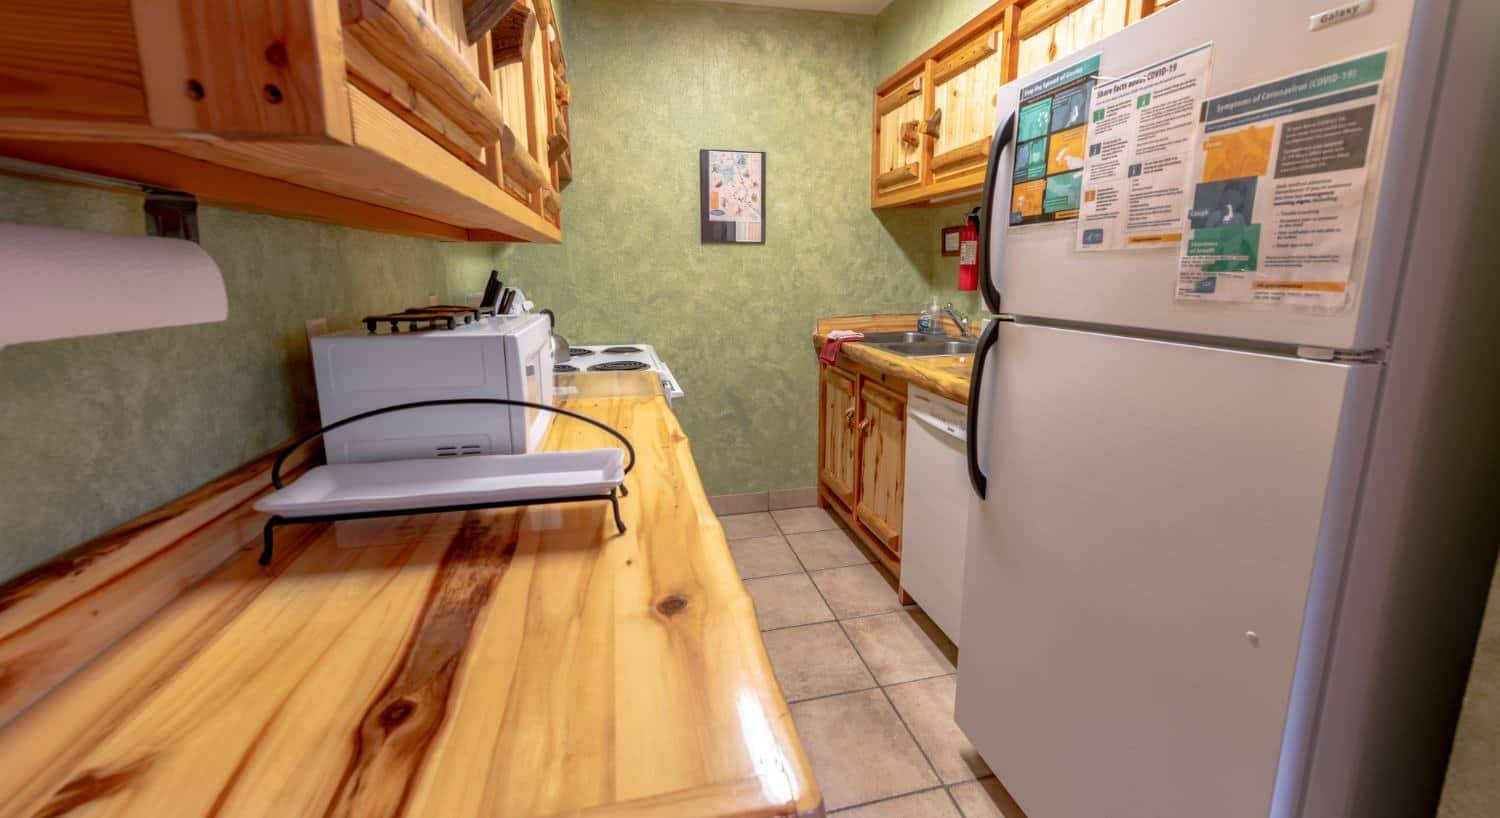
[{"xmin": 258, "ymin": 398, "xmax": 634, "ymax": 566}]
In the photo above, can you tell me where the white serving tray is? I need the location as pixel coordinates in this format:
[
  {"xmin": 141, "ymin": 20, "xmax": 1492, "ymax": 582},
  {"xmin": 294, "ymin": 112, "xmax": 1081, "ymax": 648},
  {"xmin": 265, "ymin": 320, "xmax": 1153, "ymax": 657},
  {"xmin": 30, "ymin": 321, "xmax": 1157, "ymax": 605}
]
[{"xmin": 254, "ymin": 449, "xmax": 625, "ymax": 518}]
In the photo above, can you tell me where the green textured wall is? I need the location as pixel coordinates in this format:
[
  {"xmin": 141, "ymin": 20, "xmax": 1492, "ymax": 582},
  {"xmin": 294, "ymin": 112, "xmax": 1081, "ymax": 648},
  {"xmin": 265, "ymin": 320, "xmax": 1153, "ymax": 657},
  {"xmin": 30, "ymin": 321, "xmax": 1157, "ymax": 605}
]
[
  {"xmin": 874, "ymin": 0, "xmax": 995, "ymax": 80},
  {"xmin": 484, "ymin": 0, "xmax": 971, "ymax": 499},
  {"xmin": 0, "ymin": 0, "xmax": 1000, "ymax": 576},
  {"xmin": 0, "ymin": 176, "xmax": 493, "ymax": 580}
]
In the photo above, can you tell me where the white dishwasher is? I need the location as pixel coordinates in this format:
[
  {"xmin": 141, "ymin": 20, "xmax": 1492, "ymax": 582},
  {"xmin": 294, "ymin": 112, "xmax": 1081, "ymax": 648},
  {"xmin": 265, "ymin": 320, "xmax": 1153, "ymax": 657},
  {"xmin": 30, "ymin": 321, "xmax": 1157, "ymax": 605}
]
[{"xmin": 900, "ymin": 387, "xmax": 970, "ymax": 644}]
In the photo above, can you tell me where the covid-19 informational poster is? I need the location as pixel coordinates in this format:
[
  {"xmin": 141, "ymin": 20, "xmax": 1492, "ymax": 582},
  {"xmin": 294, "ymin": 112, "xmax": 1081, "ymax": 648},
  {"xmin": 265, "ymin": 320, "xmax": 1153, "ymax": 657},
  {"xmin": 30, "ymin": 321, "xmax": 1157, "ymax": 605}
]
[
  {"xmin": 1176, "ymin": 51, "xmax": 1388, "ymax": 308},
  {"xmin": 1075, "ymin": 44, "xmax": 1213, "ymax": 251},
  {"xmin": 1010, "ymin": 54, "xmax": 1101, "ymax": 227}
]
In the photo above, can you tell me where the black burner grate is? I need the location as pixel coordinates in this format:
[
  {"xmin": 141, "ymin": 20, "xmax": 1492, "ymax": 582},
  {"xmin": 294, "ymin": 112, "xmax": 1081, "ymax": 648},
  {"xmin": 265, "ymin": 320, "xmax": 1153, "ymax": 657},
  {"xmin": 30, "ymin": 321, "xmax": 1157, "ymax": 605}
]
[
  {"xmin": 362, "ymin": 306, "xmax": 479, "ymax": 334},
  {"xmin": 602, "ymin": 346, "xmax": 644, "ymax": 354},
  {"xmin": 554, "ymin": 364, "xmax": 579, "ymax": 373},
  {"xmin": 569, "ymin": 348, "xmax": 596, "ymax": 357}
]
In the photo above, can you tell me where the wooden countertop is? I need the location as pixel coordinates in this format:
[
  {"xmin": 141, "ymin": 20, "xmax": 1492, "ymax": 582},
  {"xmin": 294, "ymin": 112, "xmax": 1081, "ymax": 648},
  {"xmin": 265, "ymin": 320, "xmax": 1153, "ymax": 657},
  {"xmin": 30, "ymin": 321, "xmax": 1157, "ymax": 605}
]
[
  {"xmin": 813, "ymin": 314, "xmax": 975, "ymax": 404},
  {"xmin": 0, "ymin": 373, "xmax": 822, "ymax": 818}
]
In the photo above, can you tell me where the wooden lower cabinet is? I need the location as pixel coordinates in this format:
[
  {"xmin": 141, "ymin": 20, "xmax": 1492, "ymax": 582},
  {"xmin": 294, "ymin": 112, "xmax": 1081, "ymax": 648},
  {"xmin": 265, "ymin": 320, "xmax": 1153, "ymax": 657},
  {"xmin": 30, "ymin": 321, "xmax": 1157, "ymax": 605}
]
[
  {"xmin": 819, "ymin": 366, "xmax": 859, "ymax": 505},
  {"xmin": 855, "ymin": 380, "xmax": 906, "ymax": 554},
  {"xmin": 817, "ymin": 361, "xmax": 908, "ymax": 568}
]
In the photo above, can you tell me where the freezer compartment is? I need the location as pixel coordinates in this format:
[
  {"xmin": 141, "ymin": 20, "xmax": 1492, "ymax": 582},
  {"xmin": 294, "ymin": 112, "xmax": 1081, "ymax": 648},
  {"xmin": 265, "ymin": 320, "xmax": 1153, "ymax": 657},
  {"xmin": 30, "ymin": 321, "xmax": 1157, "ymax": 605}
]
[
  {"xmin": 985, "ymin": 0, "xmax": 1446, "ymax": 351},
  {"xmin": 956, "ymin": 321, "xmax": 1378, "ymax": 818}
]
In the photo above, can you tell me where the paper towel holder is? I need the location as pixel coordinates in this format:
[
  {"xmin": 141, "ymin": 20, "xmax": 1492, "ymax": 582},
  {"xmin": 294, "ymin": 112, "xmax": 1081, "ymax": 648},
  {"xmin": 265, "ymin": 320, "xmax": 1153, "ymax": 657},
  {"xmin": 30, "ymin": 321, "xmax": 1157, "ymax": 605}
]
[
  {"xmin": 143, "ymin": 188, "xmax": 199, "ymax": 244},
  {"xmin": 0, "ymin": 156, "xmax": 201, "ymax": 244}
]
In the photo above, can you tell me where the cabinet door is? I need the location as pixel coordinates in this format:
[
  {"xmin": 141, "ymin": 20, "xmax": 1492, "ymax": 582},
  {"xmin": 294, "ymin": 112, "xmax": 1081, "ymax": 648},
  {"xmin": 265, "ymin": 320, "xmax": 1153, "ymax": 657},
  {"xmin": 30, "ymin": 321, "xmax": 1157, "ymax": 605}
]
[
  {"xmin": 873, "ymin": 74, "xmax": 927, "ymax": 196},
  {"xmin": 1016, "ymin": 0, "xmax": 1131, "ymax": 79},
  {"xmin": 929, "ymin": 24, "xmax": 1005, "ymax": 183},
  {"xmin": 856, "ymin": 379, "xmax": 906, "ymax": 552},
  {"xmin": 819, "ymin": 366, "xmax": 859, "ymax": 505}
]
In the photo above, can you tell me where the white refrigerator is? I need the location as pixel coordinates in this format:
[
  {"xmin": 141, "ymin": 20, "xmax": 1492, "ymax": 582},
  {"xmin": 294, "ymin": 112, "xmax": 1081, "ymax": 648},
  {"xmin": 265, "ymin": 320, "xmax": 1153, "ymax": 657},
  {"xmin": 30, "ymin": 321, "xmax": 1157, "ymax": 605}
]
[{"xmin": 956, "ymin": 1, "xmax": 1500, "ymax": 817}]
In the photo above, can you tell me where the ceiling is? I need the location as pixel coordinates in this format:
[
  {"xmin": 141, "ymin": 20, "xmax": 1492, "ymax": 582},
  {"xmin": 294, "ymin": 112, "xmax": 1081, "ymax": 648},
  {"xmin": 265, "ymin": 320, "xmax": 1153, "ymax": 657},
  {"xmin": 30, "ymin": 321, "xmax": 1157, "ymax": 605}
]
[{"xmin": 698, "ymin": 0, "xmax": 895, "ymax": 14}]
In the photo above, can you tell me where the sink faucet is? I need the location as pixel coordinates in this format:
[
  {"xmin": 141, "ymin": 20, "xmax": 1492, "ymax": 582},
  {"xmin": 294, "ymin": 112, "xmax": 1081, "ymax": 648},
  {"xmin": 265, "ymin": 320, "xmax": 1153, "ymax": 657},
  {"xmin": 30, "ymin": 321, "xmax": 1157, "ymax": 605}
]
[{"xmin": 942, "ymin": 303, "xmax": 973, "ymax": 338}]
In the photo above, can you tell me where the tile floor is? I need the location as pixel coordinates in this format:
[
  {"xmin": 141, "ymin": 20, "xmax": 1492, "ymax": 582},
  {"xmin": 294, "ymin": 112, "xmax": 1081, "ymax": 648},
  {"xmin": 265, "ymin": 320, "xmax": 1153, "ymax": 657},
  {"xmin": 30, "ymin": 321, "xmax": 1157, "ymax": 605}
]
[{"xmin": 722, "ymin": 507, "xmax": 1026, "ymax": 817}]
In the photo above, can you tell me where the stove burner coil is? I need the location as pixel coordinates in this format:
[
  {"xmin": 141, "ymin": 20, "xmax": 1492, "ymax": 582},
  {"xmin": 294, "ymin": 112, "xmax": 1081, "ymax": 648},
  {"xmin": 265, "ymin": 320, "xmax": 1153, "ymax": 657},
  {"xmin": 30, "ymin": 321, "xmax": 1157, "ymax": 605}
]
[{"xmin": 589, "ymin": 361, "xmax": 650, "ymax": 372}]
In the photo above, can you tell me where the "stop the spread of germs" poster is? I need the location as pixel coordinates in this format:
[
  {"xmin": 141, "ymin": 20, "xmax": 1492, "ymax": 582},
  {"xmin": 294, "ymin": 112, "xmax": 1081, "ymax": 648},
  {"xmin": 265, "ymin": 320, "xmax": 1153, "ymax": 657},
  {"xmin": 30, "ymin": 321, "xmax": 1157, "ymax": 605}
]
[{"xmin": 1010, "ymin": 54, "xmax": 1101, "ymax": 227}]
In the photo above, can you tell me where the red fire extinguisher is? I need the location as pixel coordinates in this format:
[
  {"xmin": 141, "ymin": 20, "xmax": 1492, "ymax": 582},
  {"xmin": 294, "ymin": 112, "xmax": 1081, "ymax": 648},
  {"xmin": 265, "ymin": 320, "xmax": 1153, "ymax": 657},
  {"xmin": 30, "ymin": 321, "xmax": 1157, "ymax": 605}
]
[{"xmin": 958, "ymin": 206, "xmax": 981, "ymax": 292}]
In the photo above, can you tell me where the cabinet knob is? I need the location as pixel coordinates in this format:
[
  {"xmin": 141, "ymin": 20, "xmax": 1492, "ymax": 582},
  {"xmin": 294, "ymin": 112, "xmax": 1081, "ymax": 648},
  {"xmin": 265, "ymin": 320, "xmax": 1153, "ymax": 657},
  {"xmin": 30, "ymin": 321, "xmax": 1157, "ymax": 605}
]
[
  {"xmin": 921, "ymin": 108, "xmax": 943, "ymax": 137},
  {"xmin": 859, "ymin": 418, "xmax": 874, "ymax": 434},
  {"xmin": 845, "ymin": 408, "xmax": 856, "ymax": 428}
]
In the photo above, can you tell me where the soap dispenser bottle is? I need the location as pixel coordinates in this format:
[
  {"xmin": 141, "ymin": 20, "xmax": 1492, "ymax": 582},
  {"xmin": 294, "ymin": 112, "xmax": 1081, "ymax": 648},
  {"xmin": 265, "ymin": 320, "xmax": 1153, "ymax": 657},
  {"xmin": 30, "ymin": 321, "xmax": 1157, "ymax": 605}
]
[{"xmin": 917, "ymin": 295, "xmax": 941, "ymax": 334}]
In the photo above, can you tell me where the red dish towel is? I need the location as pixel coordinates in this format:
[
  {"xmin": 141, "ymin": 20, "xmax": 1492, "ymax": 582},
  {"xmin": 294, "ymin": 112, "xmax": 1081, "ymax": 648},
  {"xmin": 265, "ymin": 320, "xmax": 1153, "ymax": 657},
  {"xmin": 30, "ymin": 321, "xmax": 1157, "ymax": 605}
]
[{"xmin": 820, "ymin": 330, "xmax": 865, "ymax": 365}]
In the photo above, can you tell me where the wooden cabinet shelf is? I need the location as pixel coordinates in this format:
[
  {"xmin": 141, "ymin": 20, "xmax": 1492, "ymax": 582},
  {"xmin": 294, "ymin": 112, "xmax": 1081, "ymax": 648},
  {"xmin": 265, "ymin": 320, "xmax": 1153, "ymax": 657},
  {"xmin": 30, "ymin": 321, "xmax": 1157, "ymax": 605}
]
[
  {"xmin": 870, "ymin": 0, "xmax": 1168, "ymax": 209},
  {"xmin": 0, "ymin": 0, "xmax": 574, "ymax": 243}
]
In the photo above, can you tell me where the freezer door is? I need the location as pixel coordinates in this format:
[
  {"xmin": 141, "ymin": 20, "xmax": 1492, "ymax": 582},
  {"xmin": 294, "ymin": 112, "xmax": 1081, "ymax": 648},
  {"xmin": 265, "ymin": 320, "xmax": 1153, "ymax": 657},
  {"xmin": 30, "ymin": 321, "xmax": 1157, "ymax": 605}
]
[
  {"xmin": 984, "ymin": 0, "xmax": 1449, "ymax": 351},
  {"xmin": 956, "ymin": 322, "xmax": 1378, "ymax": 818}
]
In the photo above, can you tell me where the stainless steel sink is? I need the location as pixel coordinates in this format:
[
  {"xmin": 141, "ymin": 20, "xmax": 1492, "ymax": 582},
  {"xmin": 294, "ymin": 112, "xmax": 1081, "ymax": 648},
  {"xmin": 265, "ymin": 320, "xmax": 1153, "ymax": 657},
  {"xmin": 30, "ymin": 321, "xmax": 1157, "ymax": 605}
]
[
  {"xmin": 858, "ymin": 331, "xmax": 932, "ymax": 344},
  {"xmin": 868, "ymin": 340, "xmax": 977, "ymax": 357}
]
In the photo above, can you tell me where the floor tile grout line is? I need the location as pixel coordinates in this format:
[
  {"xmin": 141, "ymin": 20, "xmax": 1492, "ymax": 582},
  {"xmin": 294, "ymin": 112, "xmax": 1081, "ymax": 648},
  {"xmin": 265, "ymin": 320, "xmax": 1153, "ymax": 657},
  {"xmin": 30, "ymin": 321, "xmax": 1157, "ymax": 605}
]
[
  {"xmin": 782, "ymin": 682, "xmax": 882, "ymax": 707},
  {"xmin": 943, "ymin": 775, "xmax": 1007, "ymax": 818},
  {"xmin": 779, "ymin": 517, "xmax": 948, "ymax": 802},
  {"xmin": 834, "ymin": 613, "xmax": 947, "ymax": 792},
  {"xmin": 942, "ymin": 780, "xmax": 969, "ymax": 817},
  {"xmin": 825, "ymin": 783, "xmax": 954, "ymax": 816},
  {"xmin": 757, "ymin": 512, "xmax": 984, "ymax": 814},
  {"xmin": 875, "ymin": 681, "xmax": 947, "ymax": 792},
  {"xmin": 759, "ymin": 615, "xmax": 835, "ymax": 634},
  {"xmin": 875, "ymin": 670, "xmax": 959, "ymax": 691},
  {"xmin": 739, "ymin": 566, "xmax": 809, "ymax": 581},
  {"xmin": 738, "ymin": 514, "xmax": 994, "ymax": 815},
  {"xmin": 774, "ymin": 513, "xmax": 849, "ymax": 627},
  {"xmin": 756, "ymin": 600, "xmax": 924, "ymax": 634},
  {"xmin": 831, "ymin": 588, "xmax": 953, "ymax": 687},
  {"xmin": 770, "ymin": 662, "xmax": 956, "ymax": 706},
  {"xmin": 771, "ymin": 518, "xmax": 934, "ymax": 808}
]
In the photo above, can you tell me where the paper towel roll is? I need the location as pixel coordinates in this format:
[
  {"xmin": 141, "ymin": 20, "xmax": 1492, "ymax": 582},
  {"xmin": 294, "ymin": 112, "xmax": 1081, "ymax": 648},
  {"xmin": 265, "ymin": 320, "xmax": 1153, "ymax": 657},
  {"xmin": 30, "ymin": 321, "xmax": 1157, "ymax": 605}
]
[{"xmin": 0, "ymin": 223, "xmax": 227, "ymax": 348}]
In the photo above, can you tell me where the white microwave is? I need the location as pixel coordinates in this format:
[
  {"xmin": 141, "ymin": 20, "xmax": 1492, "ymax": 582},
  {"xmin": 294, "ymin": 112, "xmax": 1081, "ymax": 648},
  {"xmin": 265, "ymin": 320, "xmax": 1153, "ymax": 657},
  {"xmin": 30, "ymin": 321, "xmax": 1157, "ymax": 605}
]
[{"xmin": 311, "ymin": 313, "xmax": 555, "ymax": 463}]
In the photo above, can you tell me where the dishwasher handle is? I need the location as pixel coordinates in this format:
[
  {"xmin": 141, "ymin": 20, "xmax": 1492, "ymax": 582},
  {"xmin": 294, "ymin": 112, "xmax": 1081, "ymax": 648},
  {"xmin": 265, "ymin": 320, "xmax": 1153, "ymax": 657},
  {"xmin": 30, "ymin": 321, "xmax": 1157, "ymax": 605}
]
[
  {"xmin": 909, "ymin": 407, "xmax": 967, "ymax": 443},
  {"xmin": 966, "ymin": 319, "xmax": 1000, "ymax": 499}
]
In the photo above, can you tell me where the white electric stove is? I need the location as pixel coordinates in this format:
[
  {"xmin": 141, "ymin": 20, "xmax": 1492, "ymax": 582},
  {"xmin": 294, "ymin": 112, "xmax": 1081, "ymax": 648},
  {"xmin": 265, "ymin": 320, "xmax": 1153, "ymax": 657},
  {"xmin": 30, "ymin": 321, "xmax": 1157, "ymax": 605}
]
[{"xmin": 556, "ymin": 344, "xmax": 684, "ymax": 404}]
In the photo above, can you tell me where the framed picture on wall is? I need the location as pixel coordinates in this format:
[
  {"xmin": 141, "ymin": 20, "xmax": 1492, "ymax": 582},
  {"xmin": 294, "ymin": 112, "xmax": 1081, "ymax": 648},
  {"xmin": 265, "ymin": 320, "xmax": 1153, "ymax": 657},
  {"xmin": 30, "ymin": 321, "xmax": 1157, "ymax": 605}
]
[{"xmin": 700, "ymin": 149, "xmax": 765, "ymax": 244}]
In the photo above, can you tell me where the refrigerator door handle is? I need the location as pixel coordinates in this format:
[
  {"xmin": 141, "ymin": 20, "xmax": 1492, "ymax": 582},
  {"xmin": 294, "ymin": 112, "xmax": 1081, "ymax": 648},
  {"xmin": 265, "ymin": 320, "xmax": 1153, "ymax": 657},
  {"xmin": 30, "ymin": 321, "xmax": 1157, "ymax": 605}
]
[
  {"xmin": 966, "ymin": 318, "xmax": 1000, "ymax": 499},
  {"xmin": 978, "ymin": 111, "xmax": 1016, "ymax": 315}
]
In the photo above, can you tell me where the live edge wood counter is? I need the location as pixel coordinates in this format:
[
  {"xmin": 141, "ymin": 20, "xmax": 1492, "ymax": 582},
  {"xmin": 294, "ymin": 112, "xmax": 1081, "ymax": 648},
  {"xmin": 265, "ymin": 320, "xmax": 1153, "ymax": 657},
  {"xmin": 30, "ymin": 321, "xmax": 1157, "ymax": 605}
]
[{"xmin": 0, "ymin": 377, "xmax": 822, "ymax": 818}]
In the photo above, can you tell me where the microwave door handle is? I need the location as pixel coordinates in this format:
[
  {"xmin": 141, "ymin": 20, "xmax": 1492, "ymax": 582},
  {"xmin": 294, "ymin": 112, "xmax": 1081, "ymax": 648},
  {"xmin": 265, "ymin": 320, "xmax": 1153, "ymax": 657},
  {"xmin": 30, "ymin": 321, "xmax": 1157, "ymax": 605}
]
[
  {"xmin": 966, "ymin": 319, "xmax": 1000, "ymax": 499},
  {"xmin": 978, "ymin": 112, "xmax": 1016, "ymax": 315}
]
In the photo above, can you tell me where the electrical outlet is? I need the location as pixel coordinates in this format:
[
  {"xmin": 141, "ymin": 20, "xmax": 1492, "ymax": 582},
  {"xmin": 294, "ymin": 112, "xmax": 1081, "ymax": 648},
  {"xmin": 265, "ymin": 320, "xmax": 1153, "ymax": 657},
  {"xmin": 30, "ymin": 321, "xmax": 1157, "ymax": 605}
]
[
  {"xmin": 428, "ymin": 292, "xmax": 438, "ymax": 306},
  {"xmin": 305, "ymin": 317, "xmax": 328, "ymax": 339}
]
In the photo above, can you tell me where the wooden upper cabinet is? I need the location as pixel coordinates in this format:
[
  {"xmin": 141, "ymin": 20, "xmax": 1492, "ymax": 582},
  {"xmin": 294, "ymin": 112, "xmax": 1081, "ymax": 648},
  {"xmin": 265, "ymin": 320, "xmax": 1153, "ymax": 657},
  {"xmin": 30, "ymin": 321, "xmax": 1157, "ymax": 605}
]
[
  {"xmin": 928, "ymin": 20, "xmax": 1007, "ymax": 185},
  {"xmin": 870, "ymin": 0, "xmax": 1160, "ymax": 208},
  {"xmin": 0, "ymin": 0, "xmax": 571, "ymax": 243},
  {"xmin": 1016, "ymin": 0, "xmax": 1134, "ymax": 78},
  {"xmin": 489, "ymin": 0, "xmax": 567, "ymax": 221},
  {"xmin": 873, "ymin": 75, "xmax": 926, "ymax": 196}
]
